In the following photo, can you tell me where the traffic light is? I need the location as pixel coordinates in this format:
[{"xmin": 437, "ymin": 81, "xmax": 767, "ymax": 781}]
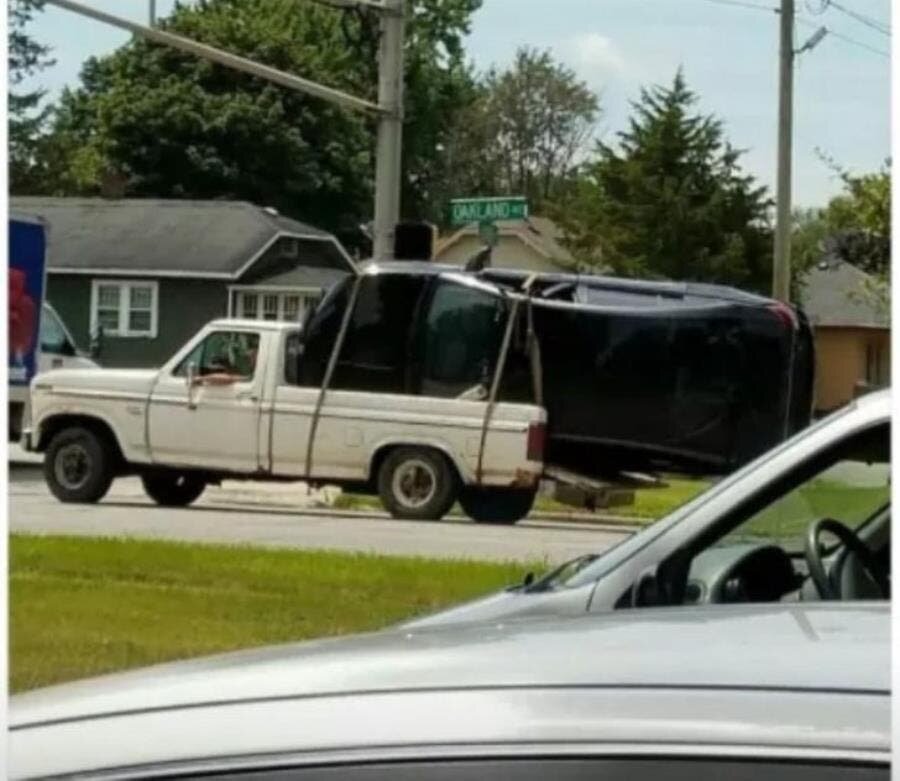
[{"xmin": 394, "ymin": 221, "xmax": 437, "ymax": 260}]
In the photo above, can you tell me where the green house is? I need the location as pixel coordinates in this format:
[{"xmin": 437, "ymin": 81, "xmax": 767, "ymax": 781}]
[{"xmin": 12, "ymin": 197, "xmax": 355, "ymax": 368}]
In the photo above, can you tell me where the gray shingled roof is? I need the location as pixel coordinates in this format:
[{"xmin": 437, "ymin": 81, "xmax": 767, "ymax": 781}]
[
  {"xmin": 799, "ymin": 257, "xmax": 889, "ymax": 328},
  {"xmin": 10, "ymin": 197, "xmax": 351, "ymax": 278}
]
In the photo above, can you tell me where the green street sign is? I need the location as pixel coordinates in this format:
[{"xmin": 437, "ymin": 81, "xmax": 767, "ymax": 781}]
[{"xmin": 450, "ymin": 196, "xmax": 528, "ymax": 226}]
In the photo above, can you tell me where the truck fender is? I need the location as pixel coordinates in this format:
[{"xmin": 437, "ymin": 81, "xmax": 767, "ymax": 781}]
[
  {"xmin": 33, "ymin": 406, "xmax": 131, "ymax": 462},
  {"xmin": 368, "ymin": 436, "xmax": 475, "ymax": 486}
]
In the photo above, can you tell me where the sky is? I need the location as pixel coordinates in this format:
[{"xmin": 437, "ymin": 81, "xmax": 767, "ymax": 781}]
[{"xmin": 21, "ymin": 0, "xmax": 893, "ymax": 209}]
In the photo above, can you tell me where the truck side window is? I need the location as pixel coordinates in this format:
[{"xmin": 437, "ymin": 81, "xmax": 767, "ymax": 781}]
[
  {"xmin": 414, "ymin": 280, "xmax": 505, "ymax": 398},
  {"xmin": 174, "ymin": 331, "xmax": 260, "ymax": 380},
  {"xmin": 295, "ymin": 280, "xmax": 351, "ymax": 386},
  {"xmin": 331, "ymin": 275, "xmax": 426, "ymax": 394}
]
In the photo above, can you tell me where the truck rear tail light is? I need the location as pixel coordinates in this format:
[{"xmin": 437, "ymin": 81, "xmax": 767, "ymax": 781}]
[
  {"xmin": 527, "ymin": 421, "xmax": 546, "ymax": 462},
  {"xmin": 768, "ymin": 301, "xmax": 798, "ymax": 331}
]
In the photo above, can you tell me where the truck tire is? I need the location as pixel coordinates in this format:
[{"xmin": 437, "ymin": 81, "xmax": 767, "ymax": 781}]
[
  {"xmin": 377, "ymin": 447, "xmax": 457, "ymax": 521},
  {"xmin": 44, "ymin": 425, "xmax": 115, "ymax": 504},
  {"xmin": 459, "ymin": 487, "xmax": 536, "ymax": 525},
  {"xmin": 141, "ymin": 471, "xmax": 206, "ymax": 507},
  {"xmin": 9, "ymin": 402, "xmax": 23, "ymax": 442}
]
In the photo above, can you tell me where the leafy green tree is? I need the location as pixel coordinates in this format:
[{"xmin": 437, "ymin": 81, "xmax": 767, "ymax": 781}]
[
  {"xmin": 434, "ymin": 47, "xmax": 600, "ymax": 217},
  {"xmin": 9, "ymin": 0, "xmax": 55, "ymax": 193},
  {"xmin": 557, "ymin": 70, "xmax": 772, "ymax": 291},
  {"xmin": 792, "ymin": 158, "xmax": 890, "ymax": 310},
  {"xmin": 33, "ymin": 0, "xmax": 480, "ymax": 247}
]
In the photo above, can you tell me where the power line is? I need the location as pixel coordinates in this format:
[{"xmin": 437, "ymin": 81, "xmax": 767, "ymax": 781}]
[
  {"xmin": 824, "ymin": 26, "xmax": 890, "ymax": 56},
  {"xmin": 797, "ymin": 17, "xmax": 890, "ymax": 57},
  {"xmin": 688, "ymin": 0, "xmax": 890, "ymax": 58},
  {"xmin": 824, "ymin": 1, "xmax": 890, "ymax": 37},
  {"xmin": 696, "ymin": 0, "xmax": 778, "ymax": 13}
]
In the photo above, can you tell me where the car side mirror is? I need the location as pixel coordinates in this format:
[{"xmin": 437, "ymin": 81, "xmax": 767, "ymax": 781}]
[{"xmin": 631, "ymin": 567, "xmax": 660, "ymax": 608}]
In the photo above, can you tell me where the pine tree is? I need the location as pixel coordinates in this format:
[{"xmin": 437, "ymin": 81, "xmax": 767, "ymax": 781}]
[
  {"xmin": 559, "ymin": 70, "xmax": 772, "ymax": 292},
  {"xmin": 9, "ymin": 0, "xmax": 54, "ymax": 193}
]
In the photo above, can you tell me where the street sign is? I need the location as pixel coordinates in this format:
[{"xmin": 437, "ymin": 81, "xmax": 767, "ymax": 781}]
[{"xmin": 450, "ymin": 196, "xmax": 528, "ymax": 226}]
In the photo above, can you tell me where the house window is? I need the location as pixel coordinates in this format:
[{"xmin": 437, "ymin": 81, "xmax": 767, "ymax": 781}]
[
  {"xmin": 240, "ymin": 293, "xmax": 258, "ymax": 319},
  {"xmin": 865, "ymin": 340, "xmax": 890, "ymax": 387},
  {"xmin": 263, "ymin": 294, "xmax": 279, "ymax": 321},
  {"xmin": 232, "ymin": 290, "xmax": 319, "ymax": 323},
  {"xmin": 283, "ymin": 295, "xmax": 301, "ymax": 321},
  {"xmin": 90, "ymin": 280, "xmax": 158, "ymax": 338}
]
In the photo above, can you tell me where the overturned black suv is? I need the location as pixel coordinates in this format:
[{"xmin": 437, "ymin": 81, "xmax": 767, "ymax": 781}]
[{"xmin": 300, "ymin": 262, "xmax": 814, "ymax": 479}]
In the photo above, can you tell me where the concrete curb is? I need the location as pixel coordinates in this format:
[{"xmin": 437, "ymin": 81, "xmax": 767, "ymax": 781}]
[
  {"xmin": 9, "ymin": 456, "xmax": 645, "ymax": 531},
  {"xmin": 203, "ymin": 496, "xmax": 644, "ymax": 531}
]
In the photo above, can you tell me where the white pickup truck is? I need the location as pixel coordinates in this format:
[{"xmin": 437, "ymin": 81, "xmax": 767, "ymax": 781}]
[{"xmin": 25, "ymin": 277, "xmax": 547, "ymax": 524}]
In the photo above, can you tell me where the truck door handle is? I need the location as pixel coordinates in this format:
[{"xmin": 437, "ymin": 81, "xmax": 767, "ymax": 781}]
[{"xmin": 237, "ymin": 392, "xmax": 259, "ymax": 402}]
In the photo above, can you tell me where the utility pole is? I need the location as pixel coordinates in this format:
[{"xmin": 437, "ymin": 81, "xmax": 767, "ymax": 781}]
[
  {"xmin": 372, "ymin": 0, "xmax": 405, "ymax": 261},
  {"xmin": 149, "ymin": 0, "xmax": 156, "ymax": 26},
  {"xmin": 44, "ymin": 0, "xmax": 405, "ymax": 260},
  {"xmin": 773, "ymin": 0, "xmax": 794, "ymax": 302}
]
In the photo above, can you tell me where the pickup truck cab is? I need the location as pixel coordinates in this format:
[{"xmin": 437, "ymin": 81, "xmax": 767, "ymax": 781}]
[{"xmin": 26, "ymin": 277, "xmax": 547, "ymax": 523}]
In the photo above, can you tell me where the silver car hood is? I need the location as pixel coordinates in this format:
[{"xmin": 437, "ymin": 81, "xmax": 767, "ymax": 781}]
[
  {"xmin": 11, "ymin": 603, "xmax": 889, "ymax": 729},
  {"xmin": 399, "ymin": 581, "xmax": 593, "ymax": 630}
]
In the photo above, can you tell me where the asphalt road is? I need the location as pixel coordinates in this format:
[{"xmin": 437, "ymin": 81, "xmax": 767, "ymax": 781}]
[{"xmin": 8, "ymin": 466, "xmax": 632, "ymax": 564}]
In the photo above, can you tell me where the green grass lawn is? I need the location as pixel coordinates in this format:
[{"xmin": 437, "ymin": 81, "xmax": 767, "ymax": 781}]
[
  {"xmin": 332, "ymin": 476, "xmax": 712, "ymax": 525},
  {"xmin": 10, "ymin": 534, "xmax": 539, "ymax": 693}
]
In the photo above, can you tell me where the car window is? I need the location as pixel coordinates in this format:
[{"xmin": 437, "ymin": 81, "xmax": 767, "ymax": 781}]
[
  {"xmin": 545, "ymin": 401, "xmax": 864, "ymax": 591},
  {"xmin": 174, "ymin": 331, "xmax": 260, "ymax": 380},
  {"xmin": 294, "ymin": 278, "xmax": 352, "ymax": 387},
  {"xmin": 413, "ymin": 278, "xmax": 506, "ymax": 398},
  {"xmin": 717, "ymin": 422, "xmax": 889, "ymax": 552},
  {"xmin": 40, "ymin": 306, "xmax": 70, "ymax": 354},
  {"xmin": 331, "ymin": 274, "xmax": 427, "ymax": 394}
]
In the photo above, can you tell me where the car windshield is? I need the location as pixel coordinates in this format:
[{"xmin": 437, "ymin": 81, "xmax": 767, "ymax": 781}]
[
  {"xmin": 532, "ymin": 401, "xmax": 862, "ymax": 591},
  {"xmin": 717, "ymin": 454, "xmax": 890, "ymax": 552}
]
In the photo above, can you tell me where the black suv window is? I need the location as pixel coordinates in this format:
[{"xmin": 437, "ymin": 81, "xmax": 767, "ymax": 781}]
[
  {"xmin": 294, "ymin": 280, "xmax": 351, "ymax": 387},
  {"xmin": 413, "ymin": 279, "xmax": 506, "ymax": 398},
  {"xmin": 331, "ymin": 274, "xmax": 426, "ymax": 394}
]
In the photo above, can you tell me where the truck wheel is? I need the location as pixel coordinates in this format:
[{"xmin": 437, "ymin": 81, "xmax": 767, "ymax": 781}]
[
  {"xmin": 44, "ymin": 426, "xmax": 115, "ymax": 504},
  {"xmin": 141, "ymin": 471, "xmax": 206, "ymax": 507},
  {"xmin": 459, "ymin": 487, "xmax": 536, "ymax": 525},
  {"xmin": 377, "ymin": 447, "xmax": 457, "ymax": 521}
]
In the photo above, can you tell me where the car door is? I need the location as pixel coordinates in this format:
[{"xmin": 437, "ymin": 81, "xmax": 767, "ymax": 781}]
[{"xmin": 147, "ymin": 329, "xmax": 264, "ymax": 472}]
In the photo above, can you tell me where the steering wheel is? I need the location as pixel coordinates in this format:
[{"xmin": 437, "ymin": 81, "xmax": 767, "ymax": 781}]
[{"xmin": 804, "ymin": 518, "xmax": 888, "ymax": 600}]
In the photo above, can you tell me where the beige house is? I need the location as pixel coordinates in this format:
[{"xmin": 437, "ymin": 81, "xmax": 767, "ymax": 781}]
[
  {"xmin": 434, "ymin": 216, "xmax": 583, "ymax": 273},
  {"xmin": 799, "ymin": 258, "xmax": 890, "ymax": 415}
]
